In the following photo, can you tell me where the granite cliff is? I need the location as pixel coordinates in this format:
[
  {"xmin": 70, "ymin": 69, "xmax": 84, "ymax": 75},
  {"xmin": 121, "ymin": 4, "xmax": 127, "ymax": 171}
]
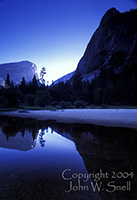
[
  {"xmin": 73, "ymin": 8, "xmax": 137, "ymax": 81},
  {"xmin": 0, "ymin": 61, "xmax": 39, "ymax": 86}
]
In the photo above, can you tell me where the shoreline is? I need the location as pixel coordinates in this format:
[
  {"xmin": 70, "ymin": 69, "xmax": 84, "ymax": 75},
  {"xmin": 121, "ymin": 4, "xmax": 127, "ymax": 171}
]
[{"xmin": 0, "ymin": 109, "xmax": 137, "ymax": 129}]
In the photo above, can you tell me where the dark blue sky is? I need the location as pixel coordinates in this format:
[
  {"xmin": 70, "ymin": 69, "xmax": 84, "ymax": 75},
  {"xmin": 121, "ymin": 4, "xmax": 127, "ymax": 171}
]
[{"xmin": 0, "ymin": 0, "xmax": 137, "ymax": 83}]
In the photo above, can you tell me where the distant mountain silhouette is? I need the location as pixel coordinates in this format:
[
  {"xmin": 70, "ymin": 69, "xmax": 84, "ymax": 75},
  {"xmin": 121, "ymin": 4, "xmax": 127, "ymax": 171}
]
[
  {"xmin": 0, "ymin": 60, "xmax": 39, "ymax": 86},
  {"xmin": 53, "ymin": 71, "xmax": 75, "ymax": 85}
]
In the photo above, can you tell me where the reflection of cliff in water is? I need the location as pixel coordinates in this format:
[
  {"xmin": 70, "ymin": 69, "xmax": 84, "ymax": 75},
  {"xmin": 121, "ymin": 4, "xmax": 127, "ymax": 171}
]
[
  {"xmin": 0, "ymin": 128, "xmax": 37, "ymax": 151},
  {"xmin": 0, "ymin": 117, "xmax": 49, "ymax": 151},
  {"xmin": 0, "ymin": 117, "xmax": 101, "ymax": 200},
  {"xmin": 51, "ymin": 123, "xmax": 137, "ymax": 200},
  {"xmin": 0, "ymin": 116, "xmax": 137, "ymax": 199}
]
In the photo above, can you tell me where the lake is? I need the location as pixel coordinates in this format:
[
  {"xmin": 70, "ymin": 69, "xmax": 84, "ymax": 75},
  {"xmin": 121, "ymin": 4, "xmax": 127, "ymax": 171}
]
[{"xmin": 0, "ymin": 116, "xmax": 137, "ymax": 200}]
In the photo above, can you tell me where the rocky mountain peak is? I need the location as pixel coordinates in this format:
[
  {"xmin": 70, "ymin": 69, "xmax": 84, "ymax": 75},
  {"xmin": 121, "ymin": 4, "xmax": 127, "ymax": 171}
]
[
  {"xmin": 0, "ymin": 60, "xmax": 39, "ymax": 86},
  {"xmin": 100, "ymin": 7, "xmax": 119, "ymax": 26},
  {"xmin": 73, "ymin": 8, "xmax": 137, "ymax": 82}
]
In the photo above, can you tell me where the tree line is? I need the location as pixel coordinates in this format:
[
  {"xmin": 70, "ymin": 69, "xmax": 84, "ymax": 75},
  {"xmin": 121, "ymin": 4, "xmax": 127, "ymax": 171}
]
[{"xmin": 0, "ymin": 64, "xmax": 137, "ymax": 109}]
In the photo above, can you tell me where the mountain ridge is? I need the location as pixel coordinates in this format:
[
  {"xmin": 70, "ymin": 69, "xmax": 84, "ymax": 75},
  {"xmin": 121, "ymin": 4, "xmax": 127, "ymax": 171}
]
[
  {"xmin": 71, "ymin": 8, "xmax": 137, "ymax": 81},
  {"xmin": 0, "ymin": 60, "xmax": 39, "ymax": 86},
  {"xmin": 53, "ymin": 71, "xmax": 75, "ymax": 85}
]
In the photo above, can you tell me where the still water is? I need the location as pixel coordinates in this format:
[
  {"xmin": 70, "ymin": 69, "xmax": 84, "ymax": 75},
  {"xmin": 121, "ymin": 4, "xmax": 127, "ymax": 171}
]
[{"xmin": 0, "ymin": 117, "xmax": 137, "ymax": 200}]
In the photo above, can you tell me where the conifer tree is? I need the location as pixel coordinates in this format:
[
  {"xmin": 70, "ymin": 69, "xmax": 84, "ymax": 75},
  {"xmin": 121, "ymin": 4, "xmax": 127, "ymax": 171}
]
[
  {"xmin": 5, "ymin": 73, "xmax": 11, "ymax": 88},
  {"xmin": 40, "ymin": 67, "xmax": 46, "ymax": 85}
]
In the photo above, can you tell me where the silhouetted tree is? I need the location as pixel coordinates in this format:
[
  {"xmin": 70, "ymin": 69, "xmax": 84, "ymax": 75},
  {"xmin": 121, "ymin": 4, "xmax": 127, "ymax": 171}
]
[
  {"xmin": 32, "ymin": 75, "xmax": 38, "ymax": 94},
  {"xmin": 72, "ymin": 70, "xmax": 83, "ymax": 101},
  {"xmin": 102, "ymin": 81, "xmax": 115, "ymax": 105},
  {"xmin": 5, "ymin": 73, "xmax": 11, "ymax": 88},
  {"xmin": 25, "ymin": 93, "xmax": 35, "ymax": 106},
  {"xmin": 94, "ymin": 88, "xmax": 103, "ymax": 105},
  {"xmin": 19, "ymin": 77, "xmax": 26, "ymax": 95},
  {"xmin": 35, "ymin": 89, "xmax": 52, "ymax": 107},
  {"xmin": 40, "ymin": 67, "xmax": 46, "ymax": 85}
]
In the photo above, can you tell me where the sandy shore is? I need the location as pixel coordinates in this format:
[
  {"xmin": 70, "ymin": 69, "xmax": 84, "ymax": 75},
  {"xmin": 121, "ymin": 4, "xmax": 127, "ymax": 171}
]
[{"xmin": 0, "ymin": 109, "xmax": 137, "ymax": 129}]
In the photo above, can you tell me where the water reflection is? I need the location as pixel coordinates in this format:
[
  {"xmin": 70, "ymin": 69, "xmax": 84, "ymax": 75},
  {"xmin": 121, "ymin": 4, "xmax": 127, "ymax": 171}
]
[
  {"xmin": 52, "ymin": 124, "xmax": 137, "ymax": 200},
  {"xmin": 0, "ymin": 116, "xmax": 137, "ymax": 200},
  {"xmin": 0, "ymin": 128, "xmax": 37, "ymax": 151},
  {"xmin": 39, "ymin": 129, "xmax": 46, "ymax": 147},
  {"xmin": 0, "ymin": 117, "xmax": 101, "ymax": 200}
]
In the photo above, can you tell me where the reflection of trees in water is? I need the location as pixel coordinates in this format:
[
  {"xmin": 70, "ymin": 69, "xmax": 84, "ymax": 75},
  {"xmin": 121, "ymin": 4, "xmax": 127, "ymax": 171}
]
[
  {"xmin": 0, "ymin": 116, "xmax": 48, "ymax": 142},
  {"xmin": 39, "ymin": 129, "xmax": 46, "ymax": 147},
  {"xmin": 1, "ymin": 116, "xmax": 137, "ymax": 199}
]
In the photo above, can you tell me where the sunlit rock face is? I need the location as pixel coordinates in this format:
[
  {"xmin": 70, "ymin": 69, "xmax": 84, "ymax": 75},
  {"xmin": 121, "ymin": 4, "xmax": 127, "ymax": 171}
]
[
  {"xmin": 73, "ymin": 8, "xmax": 137, "ymax": 81},
  {"xmin": 0, "ymin": 60, "xmax": 39, "ymax": 85}
]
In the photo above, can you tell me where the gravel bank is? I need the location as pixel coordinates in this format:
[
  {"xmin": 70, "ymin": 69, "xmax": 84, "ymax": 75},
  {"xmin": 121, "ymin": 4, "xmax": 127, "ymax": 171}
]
[{"xmin": 0, "ymin": 109, "xmax": 137, "ymax": 129}]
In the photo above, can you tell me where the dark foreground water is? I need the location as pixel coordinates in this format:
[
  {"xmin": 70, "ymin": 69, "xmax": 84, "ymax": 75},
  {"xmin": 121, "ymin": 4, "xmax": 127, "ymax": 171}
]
[{"xmin": 0, "ymin": 117, "xmax": 137, "ymax": 200}]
